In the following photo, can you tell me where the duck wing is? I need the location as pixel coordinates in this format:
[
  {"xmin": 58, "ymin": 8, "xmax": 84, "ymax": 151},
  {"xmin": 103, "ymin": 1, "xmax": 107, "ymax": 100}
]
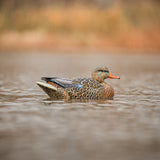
[{"xmin": 41, "ymin": 77, "xmax": 74, "ymax": 88}]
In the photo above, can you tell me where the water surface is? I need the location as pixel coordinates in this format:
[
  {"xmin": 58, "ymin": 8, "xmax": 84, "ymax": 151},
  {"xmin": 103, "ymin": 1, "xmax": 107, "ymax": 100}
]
[{"xmin": 0, "ymin": 52, "xmax": 160, "ymax": 160}]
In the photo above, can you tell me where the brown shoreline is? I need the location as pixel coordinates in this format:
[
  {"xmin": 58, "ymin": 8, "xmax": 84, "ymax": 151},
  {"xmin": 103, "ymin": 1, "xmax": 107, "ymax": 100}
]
[{"xmin": 0, "ymin": 32, "xmax": 159, "ymax": 53}]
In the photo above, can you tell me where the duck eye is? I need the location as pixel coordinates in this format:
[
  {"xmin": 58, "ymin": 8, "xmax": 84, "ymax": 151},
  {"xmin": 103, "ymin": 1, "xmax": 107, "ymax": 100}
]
[{"xmin": 97, "ymin": 69, "xmax": 109, "ymax": 73}]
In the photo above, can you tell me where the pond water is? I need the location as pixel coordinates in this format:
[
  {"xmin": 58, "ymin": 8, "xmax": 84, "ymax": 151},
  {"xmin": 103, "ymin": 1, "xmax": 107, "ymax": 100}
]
[{"xmin": 0, "ymin": 52, "xmax": 160, "ymax": 160}]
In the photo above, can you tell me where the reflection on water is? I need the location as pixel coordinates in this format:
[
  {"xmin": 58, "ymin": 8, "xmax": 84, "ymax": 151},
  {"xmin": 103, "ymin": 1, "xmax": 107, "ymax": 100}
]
[{"xmin": 0, "ymin": 52, "xmax": 160, "ymax": 160}]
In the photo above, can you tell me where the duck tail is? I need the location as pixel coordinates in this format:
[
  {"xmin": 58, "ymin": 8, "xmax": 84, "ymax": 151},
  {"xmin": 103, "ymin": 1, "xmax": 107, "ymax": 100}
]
[{"xmin": 36, "ymin": 82, "xmax": 64, "ymax": 99}]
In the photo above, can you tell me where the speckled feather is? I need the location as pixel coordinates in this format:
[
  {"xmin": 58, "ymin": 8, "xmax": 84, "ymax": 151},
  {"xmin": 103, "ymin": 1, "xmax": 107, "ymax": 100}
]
[
  {"xmin": 38, "ymin": 78, "xmax": 114, "ymax": 100},
  {"xmin": 65, "ymin": 78, "xmax": 105, "ymax": 99}
]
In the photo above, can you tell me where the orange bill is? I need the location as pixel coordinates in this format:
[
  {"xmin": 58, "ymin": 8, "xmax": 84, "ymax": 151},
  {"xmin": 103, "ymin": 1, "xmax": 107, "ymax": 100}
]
[{"xmin": 108, "ymin": 72, "xmax": 120, "ymax": 79}]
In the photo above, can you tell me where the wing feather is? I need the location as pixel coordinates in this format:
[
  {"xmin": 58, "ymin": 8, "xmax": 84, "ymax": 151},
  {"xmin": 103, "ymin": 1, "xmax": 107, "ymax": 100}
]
[{"xmin": 41, "ymin": 77, "xmax": 73, "ymax": 88}]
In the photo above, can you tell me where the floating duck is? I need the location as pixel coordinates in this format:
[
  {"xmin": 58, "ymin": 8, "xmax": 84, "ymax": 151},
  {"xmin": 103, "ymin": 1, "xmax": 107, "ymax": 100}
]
[{"xmin": 36, "ymin": 67, "xmax": 120, "ymax": 100}]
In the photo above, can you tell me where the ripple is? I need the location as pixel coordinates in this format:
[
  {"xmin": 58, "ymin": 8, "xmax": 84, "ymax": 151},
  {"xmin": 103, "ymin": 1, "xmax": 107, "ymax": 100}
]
[{"xmin": 0, "ymin": 53, "xmax": 160, "ymax": 160}]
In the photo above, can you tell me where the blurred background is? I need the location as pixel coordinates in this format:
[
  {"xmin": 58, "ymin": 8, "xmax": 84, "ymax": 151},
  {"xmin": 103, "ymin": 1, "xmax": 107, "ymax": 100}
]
[
  {"xmin": 0, "ymin": 1, "xmax": 160, "ymax": 160},
  {"xmin": 0, "ymin": 0, "xmax": 159, "ymax": 52}
]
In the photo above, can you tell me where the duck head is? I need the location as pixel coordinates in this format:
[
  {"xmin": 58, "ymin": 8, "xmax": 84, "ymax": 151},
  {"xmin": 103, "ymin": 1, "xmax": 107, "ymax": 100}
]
[{"xmin": 91, "ymin": 66, "xmax": 120, "ymax": 83}]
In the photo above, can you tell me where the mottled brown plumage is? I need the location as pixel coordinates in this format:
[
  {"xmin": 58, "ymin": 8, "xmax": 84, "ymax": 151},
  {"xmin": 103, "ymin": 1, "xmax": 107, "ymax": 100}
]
[{"xmin": 37, "ymin": 67, "xmax": 120, "ymax": 100}]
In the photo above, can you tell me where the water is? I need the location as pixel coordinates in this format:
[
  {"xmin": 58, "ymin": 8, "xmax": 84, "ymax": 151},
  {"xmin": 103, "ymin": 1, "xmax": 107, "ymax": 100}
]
[{"xmin": 0, "ymin": 52, "xmax": 160, "ymax": 160}]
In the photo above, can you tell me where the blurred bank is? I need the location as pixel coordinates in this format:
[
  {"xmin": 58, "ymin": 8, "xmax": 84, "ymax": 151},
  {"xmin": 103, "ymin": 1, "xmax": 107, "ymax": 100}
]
[{"xmin": 0, "ymin": 0, "xmax": 159, "ymax": 52}]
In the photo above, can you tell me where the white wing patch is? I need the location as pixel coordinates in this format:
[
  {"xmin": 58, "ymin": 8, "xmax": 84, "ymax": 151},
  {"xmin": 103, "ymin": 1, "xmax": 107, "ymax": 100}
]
[{"xmin": 36, "ymin": 82, "xmax": 57, "ymax": 90}]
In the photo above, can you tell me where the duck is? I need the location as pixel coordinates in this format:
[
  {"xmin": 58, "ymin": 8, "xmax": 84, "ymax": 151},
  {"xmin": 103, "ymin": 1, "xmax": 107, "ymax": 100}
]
[{"xmin": 36, "ymin": 66, "xmax": 120, "ymax": 100}]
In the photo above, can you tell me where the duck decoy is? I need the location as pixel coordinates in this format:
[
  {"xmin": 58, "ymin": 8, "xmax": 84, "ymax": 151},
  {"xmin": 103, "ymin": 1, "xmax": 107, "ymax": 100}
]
[{"xmin": 36, "ymin": 66, "xmax": 120, "ymax": 100}]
